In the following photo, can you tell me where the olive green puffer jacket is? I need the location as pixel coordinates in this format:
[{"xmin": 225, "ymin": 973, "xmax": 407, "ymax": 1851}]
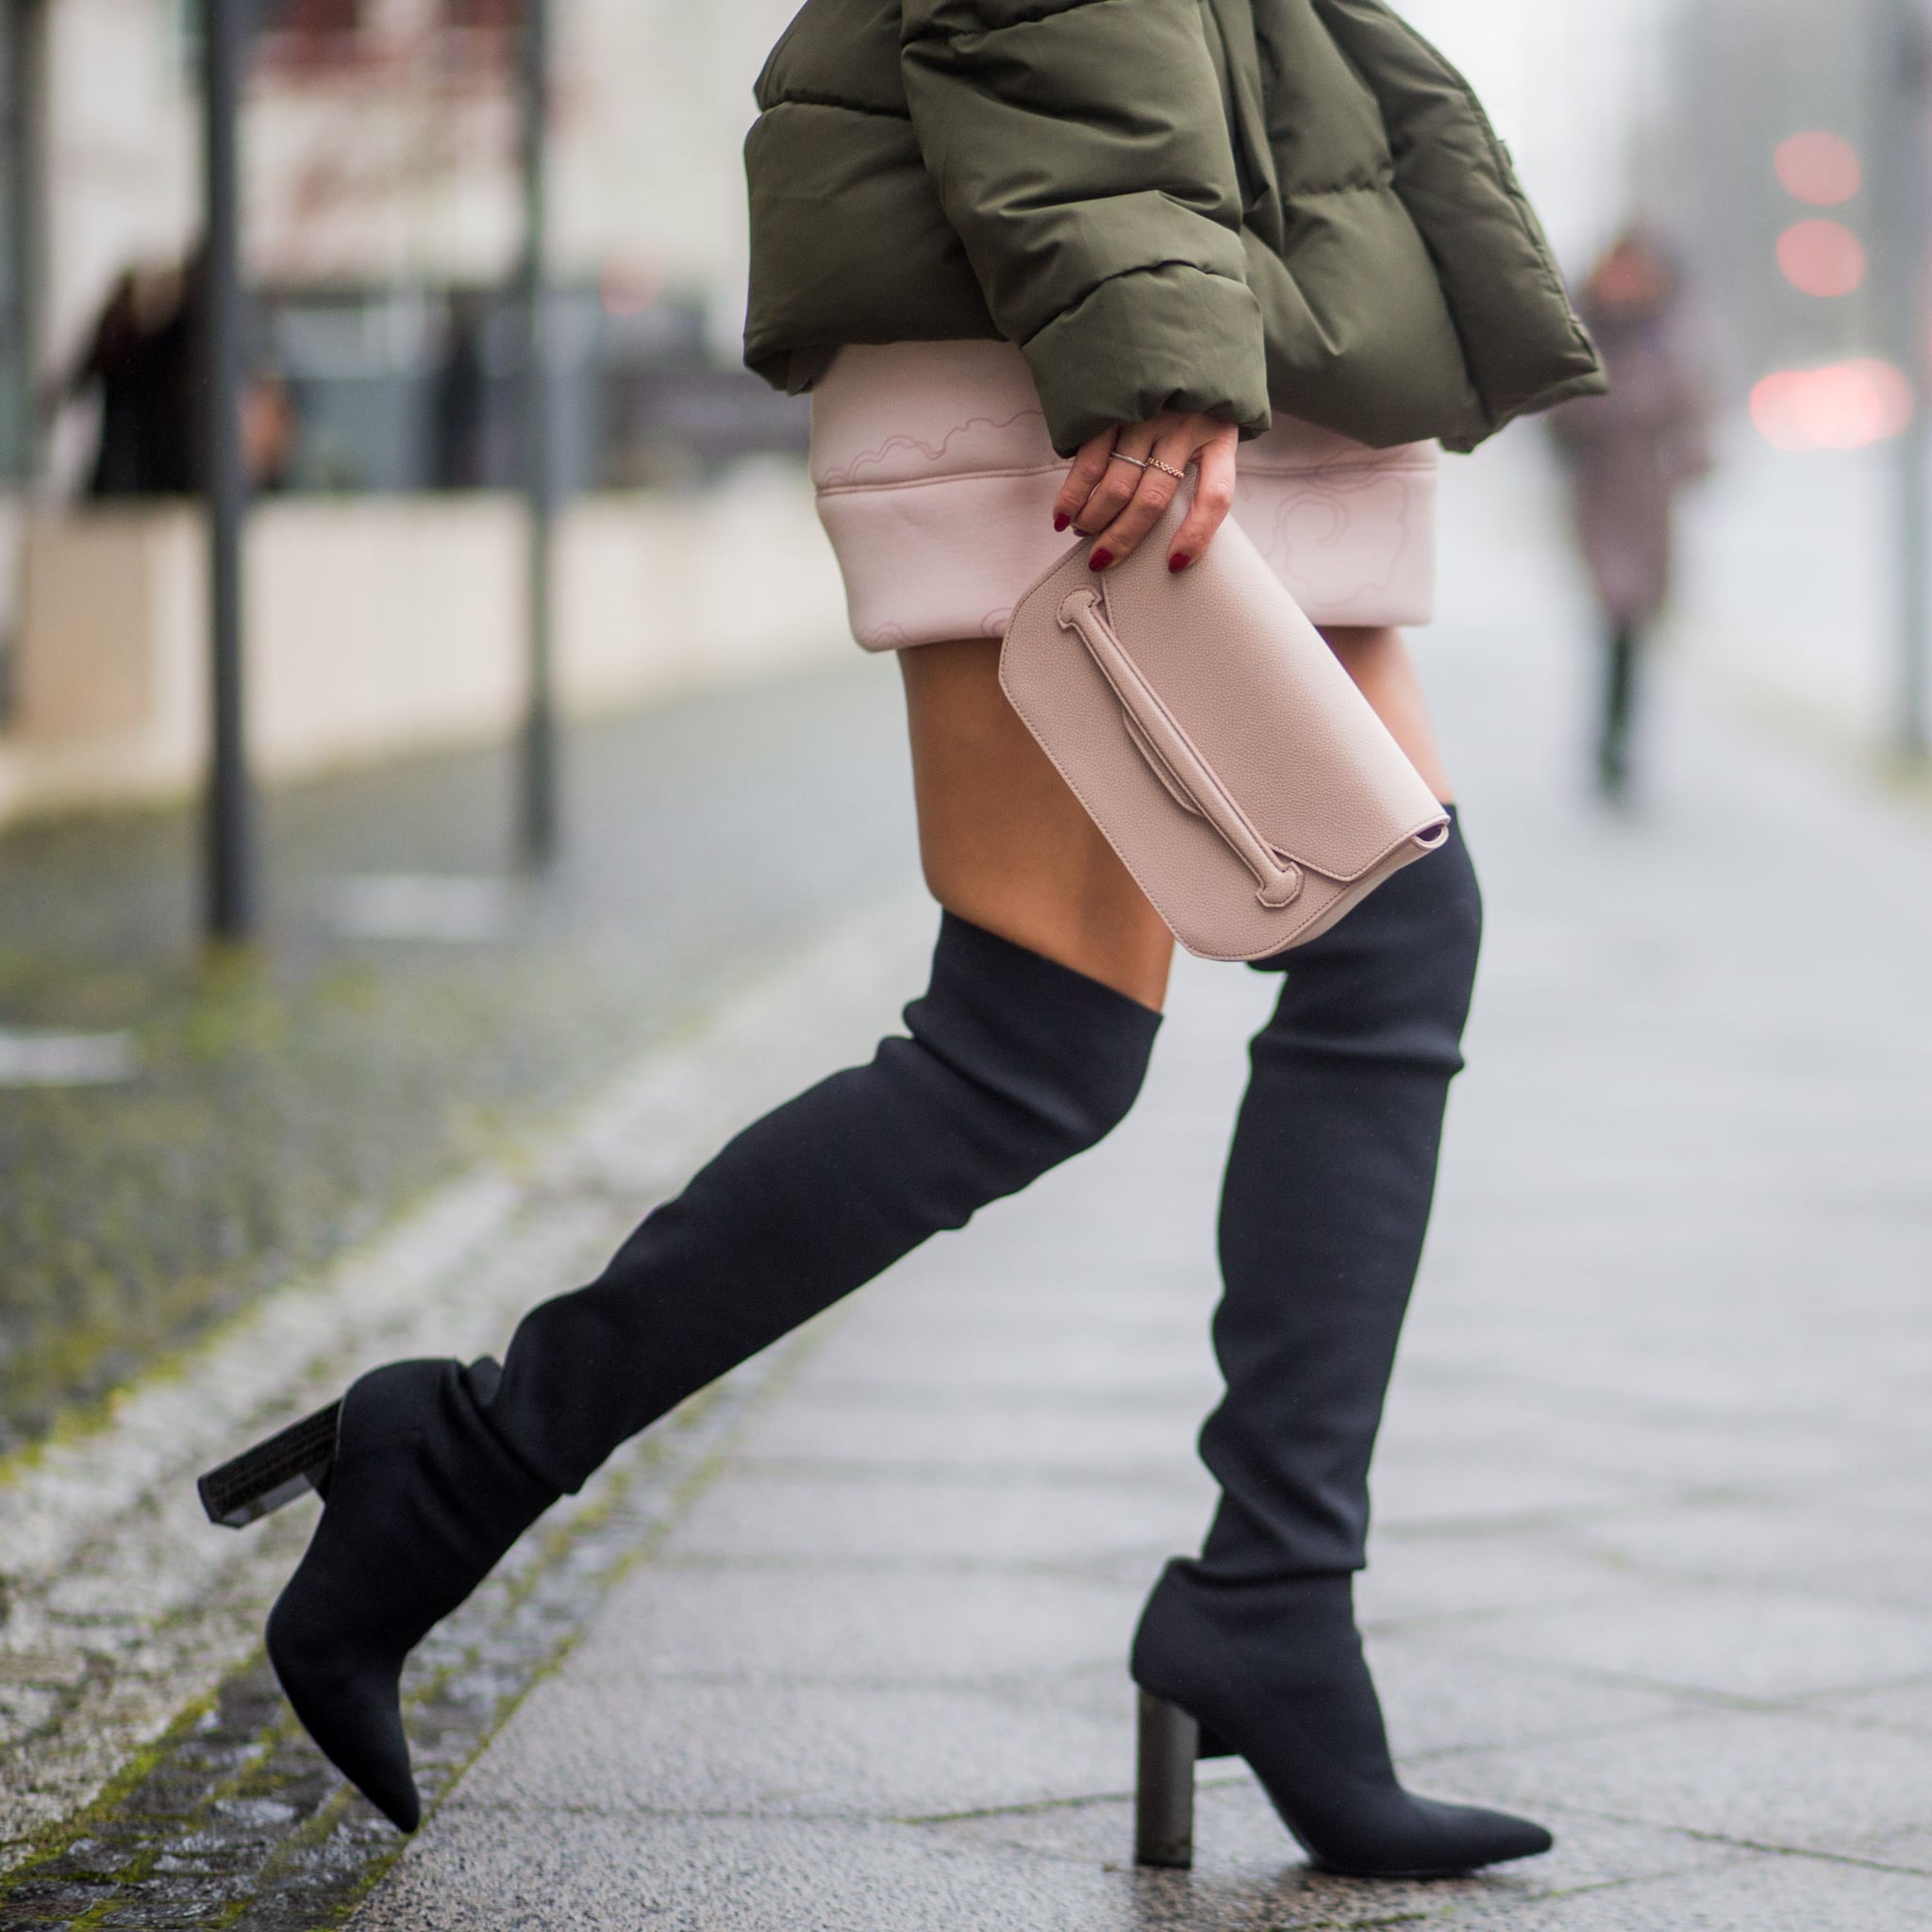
[{"xmin": 742, "ymin": 0, "xmax": 1604, "ymax": 456}]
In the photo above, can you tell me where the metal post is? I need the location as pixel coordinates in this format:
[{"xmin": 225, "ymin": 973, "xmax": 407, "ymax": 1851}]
[
  {"xmin": 516, "ymin": 0, "xmax": 558, "ymax": 864},
  {"xmin": 1900, "ymin": 380, "xmax": 1930, "ymax": 764},
  {"xmin": 1881, "ymin": 0, "xmax": 1932, "ymax": 764},
  {"xmin": 201, "ymin": 0, "xmax": 255, "ymax": 938},
  {"xmin": 10, "ymin": 0, "xmax": 48, "ymax": 490}
]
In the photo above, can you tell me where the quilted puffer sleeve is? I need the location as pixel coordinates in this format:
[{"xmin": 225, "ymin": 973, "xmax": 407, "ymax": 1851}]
[{"xmin": 900, "ymin": 0, "xmax": 1272, "ymax": 453}]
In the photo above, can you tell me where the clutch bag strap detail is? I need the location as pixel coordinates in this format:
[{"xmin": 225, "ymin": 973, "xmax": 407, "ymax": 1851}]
[
  {"xmin": 1001, "ymin": 482, "xmax": 1448, "ymax": 961},
  {"xmin": 1057, "ymin": 588, "xmax": 1305, "ymax": 910}
]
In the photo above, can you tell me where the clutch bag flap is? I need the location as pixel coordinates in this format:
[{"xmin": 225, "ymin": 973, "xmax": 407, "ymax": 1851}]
[{"xmin": 999, "ymin": 488, "xmax": 1448, "ymax": 960}]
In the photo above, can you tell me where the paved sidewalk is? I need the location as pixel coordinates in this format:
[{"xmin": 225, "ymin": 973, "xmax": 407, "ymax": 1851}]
[
  {"xmin": 0, "ymin": 659, "xmax": 911, "ymax": 1451},
  {"xmin": 341, "ymin": 441, "xmax": 1932, "ymax": 1930},
  {"xmin": 0, "ymin": 901, "xmax": 936, "ymax": 1885}
]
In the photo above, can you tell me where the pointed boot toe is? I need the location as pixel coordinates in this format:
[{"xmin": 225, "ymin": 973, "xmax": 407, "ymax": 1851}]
[
  {"xmin": 1420, "ymin": 1799, "xmax": 1553, "ymax": 1870},
  {"xmin": 1133, "ymin": 1568, "xmax": 1556, "ymax": 1880},
  {"xmin": 265, "ymin": 1596, "xmax": 419, "ymax": 1831},
  {"xmin": 240, "ymin": 1358, "xmax": 553, "ymax": 1828},
  {"xmin": 1307, "ymin": 1793, "xmax": 1554, "ymax": 1879}
]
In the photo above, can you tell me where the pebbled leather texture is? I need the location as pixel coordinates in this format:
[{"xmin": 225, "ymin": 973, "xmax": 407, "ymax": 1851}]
[{"xmin": 1000, "ymin": 486, "xmax": 1449, "ymax": 961}]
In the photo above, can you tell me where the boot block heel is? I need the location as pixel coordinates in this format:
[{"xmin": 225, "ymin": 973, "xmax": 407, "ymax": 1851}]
[
  {"xmin": 1136, "ymin": 1690, "xmax": 1241, "ymax": 1868},
  {"xmin": 198, "ymin": 1399, "xmax": 342, "ymax": 1528},
  {"xmin": 1136, "ymin": 1690, "xmax": 1199, "ymax": 1869}
]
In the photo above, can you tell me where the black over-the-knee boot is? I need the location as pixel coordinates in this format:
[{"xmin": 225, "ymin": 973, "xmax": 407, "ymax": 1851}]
[
  {"xmin": 1133, "ymin": 815, "xmax": 1552, "ymax": 1876},
  {"xmin": 229, "ymin": 914, "xmax": 1159, "ymax": 1829}
]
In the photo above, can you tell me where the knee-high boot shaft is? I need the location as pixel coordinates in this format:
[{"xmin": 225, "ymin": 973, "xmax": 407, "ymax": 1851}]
[
  {"xmin": 1132, "ymin": 822, "xmax": 1550, "ymax": 1878},
  {"xmin": 1196, "ymin": 816, "xmax": 1482, "ymax": 1583},
  {"xmin": 258, "ymin": 912, "xmax": 1157, "ymax": 1831},
  {"xmin": 487, "ymin": 911, "xmax": 1160, "ymax": 1494}
]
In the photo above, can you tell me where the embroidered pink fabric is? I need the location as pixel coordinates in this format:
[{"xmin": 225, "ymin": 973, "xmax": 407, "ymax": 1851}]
[{"xmin": 808, "ymin": 341, "xmax": 1439, "ymax": 653}]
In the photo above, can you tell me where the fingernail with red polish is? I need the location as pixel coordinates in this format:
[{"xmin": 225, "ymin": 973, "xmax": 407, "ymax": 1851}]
[
  {"xmin": 1089, "ymin": 548, "xmax": 1113, "ymax": 573},
  {"xmin": 1053, "ymin": 513, "xmax": 1070, "ymax": 532},
  {"xmin": 1168, "ymin": 553, "xmax": 1191, "ymax": 575}
]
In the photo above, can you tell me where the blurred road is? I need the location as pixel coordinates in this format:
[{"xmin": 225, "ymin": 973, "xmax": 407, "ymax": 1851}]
[{"xmin": 7, "ymin": 426, "xmax": 1932, "ymax": 1927}]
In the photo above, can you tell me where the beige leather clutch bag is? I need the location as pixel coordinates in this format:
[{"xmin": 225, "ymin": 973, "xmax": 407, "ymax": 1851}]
[{"xmin": 999, "ymin": 488, "xmax": 1451, "ymax": 962}]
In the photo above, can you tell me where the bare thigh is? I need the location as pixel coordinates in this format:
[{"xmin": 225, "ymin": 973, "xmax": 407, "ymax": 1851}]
[
  {"xmin": 897, "ymin": 625, "xmax": 1454, "ymax": 1013},
  {"xmin": 899, "ymin": 639, "xmax": 1174, "ymax": 1010},
  {"xmin": 1321, "ymin": 626, "xmax": 1456, "ymax": 804}
]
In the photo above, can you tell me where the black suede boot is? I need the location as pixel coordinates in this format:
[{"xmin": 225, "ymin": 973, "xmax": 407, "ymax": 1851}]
[
  {"xmin": 264, "ymin": 1357, "xmax": 551, "ymax": 1832},
  {"xmin": 211, "ymin": 914, "xmax": 1159, "ymax": 1828},
  {"xmin": 486, "ymin": 911, "xmax": 1159, "ymax": 1492},
  {"xmin": 1132, "ymin": 815, "xmax": 1553, "ymax": 1877}
]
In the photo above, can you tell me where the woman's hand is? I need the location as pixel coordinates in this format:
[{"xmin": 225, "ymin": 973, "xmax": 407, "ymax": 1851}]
[{"xmin": 1051, "ymin": 411, "xmax": 1239, "ymax": 575}]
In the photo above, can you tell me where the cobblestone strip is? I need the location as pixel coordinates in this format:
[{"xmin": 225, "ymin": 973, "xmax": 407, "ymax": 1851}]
[
  {"xmin": 0, "ymin": 892, "xmax": 933, "ymax": 1876},
  {"xmin": 0, "ymin": 1323, "xmax": 835, "ymax": 1932}
]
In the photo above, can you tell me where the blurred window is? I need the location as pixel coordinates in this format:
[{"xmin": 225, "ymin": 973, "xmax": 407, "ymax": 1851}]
[
  {"xmin": 280, "ymin": 0, "xmax": 363, "ymax": 34},
  {"xmin": 260, "ymin": 0, "xmax": 368, "ymax": 69},
  {"xmin": 264, "ymin": 283, "xmax": 807, "ymax": 497},
  {"xmin": 435, "ymin": 0, "xmax": 521, "ymax": 69},
  {"xmin": 443, "ymin": 0, "xmax": 521, "ymax": 26},
  {"xmin": 259, "ymin": 0, "xmax": 522, "ymax": 73}
]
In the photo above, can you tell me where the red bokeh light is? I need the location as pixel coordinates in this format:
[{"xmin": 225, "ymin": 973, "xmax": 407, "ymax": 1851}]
[
  {"xmin": 1776, "ymin": 219, "xmax": 1866, "ymax": 297},
  {"xmin": 1774, "ymin": 131, "xmax": 1863, "ymax": 206},
  {"xmin": 1750, "ymin": 359, "xmax": 1913, "ymax": 452},
  {"xmin": 599, "ymin": 258, "xmax": 661, "ymax": 316}
]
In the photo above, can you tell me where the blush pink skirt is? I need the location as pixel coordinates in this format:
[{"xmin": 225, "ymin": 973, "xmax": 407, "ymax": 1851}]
[{"xmin": 808, "ymin": 340, "xmax": 1438, "ymax": 652}]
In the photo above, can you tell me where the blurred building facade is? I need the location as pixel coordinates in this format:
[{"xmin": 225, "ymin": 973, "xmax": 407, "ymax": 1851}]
[
  {"xmin": 38, "ymin": 0, "xmax": 804, "ymax": 478},
  {"xmin": 1400, "ymin": 0, "xmax": 1677, "ymax": 273},
  {"xmin": 0, "ymin": 0, "xmax": 840, "ymax": 828},
  {"xmin": 1647, "ymin": 0, "xmax": 1930, "ymax": 746},
  {"xmin": 1657, "ymin": 0, "xmax": 1905, "ymax": 398}
]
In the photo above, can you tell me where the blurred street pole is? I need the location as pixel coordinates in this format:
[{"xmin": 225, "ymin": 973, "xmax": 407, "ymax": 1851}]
[
  {"xmin": 1880, "ymin": 0, "xmax": 1932, "ymax": 763},
  {"xmin": 11, "ymin": 0, "xmax": 49, "ymax": 490},
  {"xmin": 201, "ymin": 0, "xmax": 257, "ymax": 938},
  {"xmin": 516, "ymin": 0, "xmax": 558, "ymax": 865}
]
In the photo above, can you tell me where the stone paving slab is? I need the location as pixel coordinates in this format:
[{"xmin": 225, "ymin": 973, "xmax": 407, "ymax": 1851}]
[{"xmin": 349, "ymin": 433, "xmax": 1932, "ymax": 1928}]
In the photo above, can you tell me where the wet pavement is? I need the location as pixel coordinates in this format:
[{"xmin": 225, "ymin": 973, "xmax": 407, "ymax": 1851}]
[
  {"xmin": 0, "ymin": 1342, "xmax": 808, "ymax": 1931},
  {"xmin": 7, "ymin": 427, "xmax": 1932, "ymax": 1928},
  {"xmin": 0, "ymin": 899, "xmax": 940, "ymax": 1910},
  {"xmin": 0, "ymin": 659, "xmax": 916, "ymax": 1452}
]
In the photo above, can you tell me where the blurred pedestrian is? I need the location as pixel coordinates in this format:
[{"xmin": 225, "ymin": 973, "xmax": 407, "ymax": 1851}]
[
  {"xmin": 58, "ymin": 262, "xmax": 194, "ymax": 497},
  {"xmin": 207, "ymin": 0, "xmax": 1603, "ymax": 1883},
  {"xmin": 1551, "ymin": 229, "xmax": 1713, "ymax": 800},
  {"xmin": 428, "ymin": 290, "xmax": 491, "ymax": 490},
  {"xmin": 59, "ymin": 247, "xmax": 296, "ymax": 498}
]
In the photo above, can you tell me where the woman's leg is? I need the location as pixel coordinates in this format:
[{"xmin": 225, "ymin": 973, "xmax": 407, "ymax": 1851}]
[
  {"xmin": 900, "ymin": 636, "xmax": 1174, "ymax": 1008},
  {"xmin": 1320, "ymin": 625, "xmax": 1454, "ymax": 804},
  {"xmin": 1599, "ymin": 621, "xmax": 1640, "ymax": 798},
  {"xmin": 253, "ymin": 638, "xmax": 1170, "ymax": 1829},
  {"xmin": 485, "ymin": 640, "xmax": 1170, "ymax": 1491},
  {"xmin": 1134, "ymin": 626, "xmax": 1550, "ymax": 1875}
]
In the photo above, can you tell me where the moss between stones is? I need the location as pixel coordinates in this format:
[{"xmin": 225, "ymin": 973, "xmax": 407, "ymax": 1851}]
[
  {"xmin": 0, "ymin": 1328, "xmax": 823, "ymax": 1930},
  {"xmin": 0, "ymin": 663, "xmax": 915, "ymax": 1461}
]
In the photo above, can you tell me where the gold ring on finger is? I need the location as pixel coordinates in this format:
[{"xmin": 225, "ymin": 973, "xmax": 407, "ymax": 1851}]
[{"xmin": 1144, "ymin": 457, "xmax": 1187, "ymax": 480}]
